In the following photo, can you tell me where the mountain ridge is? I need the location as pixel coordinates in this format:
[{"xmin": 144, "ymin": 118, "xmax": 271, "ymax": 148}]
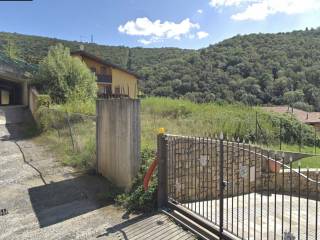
[{"xmin": 1, "ymin": 28, "xmax": 320, "ymax": 110}]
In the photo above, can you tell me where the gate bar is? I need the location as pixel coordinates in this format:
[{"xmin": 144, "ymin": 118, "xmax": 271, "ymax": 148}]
[
  {"xmin": 219, "ymin": 133, "xmax": 224, "ymax": 238},
  {"xmin": 158, "ymin": 133, "xmax": 168, "ymax": 208}
]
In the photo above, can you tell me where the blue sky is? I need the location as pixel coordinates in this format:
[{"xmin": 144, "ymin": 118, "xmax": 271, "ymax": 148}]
[{"xmin": 0, "ymin": 0, "xmax": 320, "ymax": 49}]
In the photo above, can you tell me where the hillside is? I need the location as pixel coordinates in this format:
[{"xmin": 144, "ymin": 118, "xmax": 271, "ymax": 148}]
[{"xmin": 1, "ymin": 28, "xmax": 320, "ymax": 109}]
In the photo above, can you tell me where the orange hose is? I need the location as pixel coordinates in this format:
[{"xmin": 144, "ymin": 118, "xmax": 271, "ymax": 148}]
[{"xmin": 143, "ymin": 157, "xmax": 158, "ymax": 191}]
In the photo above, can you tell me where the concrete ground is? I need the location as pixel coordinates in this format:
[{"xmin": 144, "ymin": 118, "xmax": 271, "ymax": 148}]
[
  {"xmin": 183, "ymin": 193, "xmax": 320, "ymax": 240},
  {"xmin": 0, "ymin": 123, "xmax": 195, "ymax": 240}
]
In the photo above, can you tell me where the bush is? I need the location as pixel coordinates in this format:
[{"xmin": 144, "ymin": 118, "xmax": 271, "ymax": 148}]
[
  {"xmin": 115, "ymin": 147, "xmax": 158, "ymax": 212},
  {"xmin": 292, "ymin": 101, "xmax": 314, "ymax": 112},
  {"xmin": 37, "ymin": 94, "xmax": 51, "ymax": 108}
]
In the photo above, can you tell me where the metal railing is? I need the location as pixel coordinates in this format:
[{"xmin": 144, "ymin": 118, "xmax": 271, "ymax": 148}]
[{"xmin": 158, "ymin": 133, "xmax": 320, "ymax": 240}]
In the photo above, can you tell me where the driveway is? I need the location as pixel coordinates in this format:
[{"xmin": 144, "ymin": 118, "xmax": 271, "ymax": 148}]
[{"xmin": 0, "ymin": 123, "xmax": 195, "ymax": 240}]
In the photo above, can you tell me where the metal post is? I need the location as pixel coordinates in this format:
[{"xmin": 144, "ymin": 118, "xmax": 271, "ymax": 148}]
[
  {"xmin": 299, "ymin": 124, "xmax": 302, "ymax": 153},
  {"xmin": 219, "ymin": 133, "xmax": 224, "ymax": 238},
  {"xmin": 66, "ymin": 112, "xmax": 75, "ymax": 152},
  {"xmin": 158, "ymin": 133, "xmax": 168, "ymax": 208},
  {"xmin": 255, "ymin": 112, "xmax": 258, "ymax": 145},
  {"xmin": 96, "ymin": 102, "xmax": 99, "ymax": 174},
  {"xmin": 315, "ymin": 127, "xmax": 317, "ymax": 155},
  {"xmin": 279, "ymin": 119, "xmax": 282, "ymax": 151}
]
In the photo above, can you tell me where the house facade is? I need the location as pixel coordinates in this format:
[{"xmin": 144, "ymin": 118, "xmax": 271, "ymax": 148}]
[{"xmin": 71, "ymin": 51, "xmax": 139, "ymax": 99}]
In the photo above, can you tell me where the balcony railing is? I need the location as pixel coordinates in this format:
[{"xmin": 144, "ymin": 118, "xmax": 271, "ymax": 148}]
[{"xmin": 96, "ymin": 74, "xmax": 112, "ymax": 84}]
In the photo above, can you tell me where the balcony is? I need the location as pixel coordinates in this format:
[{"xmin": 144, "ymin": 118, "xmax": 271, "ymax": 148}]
[{"xmin": 96, "ymin": 74, "xmax": 112, "ymax": 84}]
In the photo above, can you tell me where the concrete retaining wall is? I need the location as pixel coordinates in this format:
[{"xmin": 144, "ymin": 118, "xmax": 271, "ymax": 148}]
[
  {"xmin": 96, "ymin": 98, "xmax": 140, "ymax": 190},
  {"xmin": 29, "ymin": 87, "xmax": 39, "ymax": 118}
]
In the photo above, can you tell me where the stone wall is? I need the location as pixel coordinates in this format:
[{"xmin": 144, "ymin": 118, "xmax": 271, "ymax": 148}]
[
  {"xmin": 261, "ymin": 170, "xmax": 320, "ymax": 199},
  {"xmin": 166, "ymin": 136, "xmax": 264, "ymax": 203},
  {"xmin": 165, "ymin": 135, "xmax": 320, "ymax": 203}
]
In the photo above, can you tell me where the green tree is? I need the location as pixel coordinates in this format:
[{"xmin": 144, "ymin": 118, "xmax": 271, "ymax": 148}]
[
  {"xmin": 35, "ymin": 44, "xmax": 97, "ymax": 103},
  {"xmin": 283, "ymin": 90, "xmax": 304, "ymax": 107},
  {"xmin": 4, "ymin": 38, "xmax": 20, "ymax": 60}
]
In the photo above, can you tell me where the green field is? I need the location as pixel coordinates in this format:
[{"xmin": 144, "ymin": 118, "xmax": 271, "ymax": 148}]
[
  {"xmin": 292, "ymin": 156, "xmax": 320, "ymax": 169},
  {"xmin": 39, "ymin": 97, "xmax": 320, "ymax": 169}
]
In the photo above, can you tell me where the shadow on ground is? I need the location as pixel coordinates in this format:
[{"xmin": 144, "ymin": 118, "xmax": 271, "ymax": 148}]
[
  {"xmin": 0, "ymin": 123, "xmax": 39, "ymax": 141},
  {"xmin": 97, "ymin": 213, "xmax": 167, "ymax": 240},
  {"xmin": 28, "ymin": 174, "xmax": 114, "ymax": 228}
]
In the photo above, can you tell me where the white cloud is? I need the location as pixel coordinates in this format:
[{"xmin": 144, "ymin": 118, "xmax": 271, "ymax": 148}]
[
  {"xmin": 209, "ymin": 0, "xmax": 320, "ymax": 21},
  {"xmin": 118, "ymin": 17, "xmax": 200, "ymax": 44},
  {"xmin": 197, "ymin": 31, "xmax": 209, "ymax": 39},
  {"xmin": 209, "ymin": 0, "xmax": 253, "ymax": 7},
  {"xmin": 138, "ymin": 39, "xmax": 152, "ymax": 45},
  {"xmin": 197, "ymin": 9, "xmax": 203, "ymax": 14}
]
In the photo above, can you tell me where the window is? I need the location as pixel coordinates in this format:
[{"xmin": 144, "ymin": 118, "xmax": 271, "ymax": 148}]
[{"xmin": 100, "ymin": 66, "xmax": 107, "ymax": 75}]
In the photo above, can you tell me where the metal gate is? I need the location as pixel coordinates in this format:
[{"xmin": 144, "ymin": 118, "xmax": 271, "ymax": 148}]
[{"xmin": 157, "ymin": 133, "xmax": 320, "ymax": 240}]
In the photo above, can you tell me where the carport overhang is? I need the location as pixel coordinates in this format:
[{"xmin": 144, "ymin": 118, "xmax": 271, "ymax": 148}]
[{"xmin": 0, "ymin": 64, "xmax": 31, "ymax": 106}]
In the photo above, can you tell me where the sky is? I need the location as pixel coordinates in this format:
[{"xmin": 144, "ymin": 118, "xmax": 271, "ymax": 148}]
[{"xmin": 0, "ymin": 0, "xmax": 320, "ymax": 49}]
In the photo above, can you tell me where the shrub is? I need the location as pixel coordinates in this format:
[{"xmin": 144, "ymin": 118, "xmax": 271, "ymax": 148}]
[
  {"xmin": 115, "ymin": 147, "xmax": 158, "ymax": 212},
  {"xmin": 292, "ymin": 101, "xmax": 314, "ymax": 112},
  {"xmin": 37, "ymin": 94, "xmax": 51, "ymax": 108}
]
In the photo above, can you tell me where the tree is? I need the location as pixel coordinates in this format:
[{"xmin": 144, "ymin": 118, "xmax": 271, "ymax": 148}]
[
  {"xmin": 35, "ymin": 44, "xmax": 97, "ymax": 103},
  {"xmin": 283, "ymin": 90, "xmax": 304, "ymax": 107},
  {"xmin": 4, "ymin": 38, "xmax": 20, "ymax": 60}
]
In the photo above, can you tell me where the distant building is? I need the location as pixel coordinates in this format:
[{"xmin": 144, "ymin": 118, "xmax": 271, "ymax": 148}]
[
  {"xmin": 71, "ymin": 51, "xmax": 139, "ymax": 99},
  {"xmin": 263, "ymin": 106, "xmax": 320, "ymax": 131}
]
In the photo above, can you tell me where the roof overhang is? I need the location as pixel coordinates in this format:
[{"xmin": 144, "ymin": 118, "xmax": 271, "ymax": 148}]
[
  {"xmin": 71, "ymin": 50, "xmax": 140, "ymax": 79},
  {"xmin": 0, "ymin": 65, "xmax": 30, "ymax": 84}
]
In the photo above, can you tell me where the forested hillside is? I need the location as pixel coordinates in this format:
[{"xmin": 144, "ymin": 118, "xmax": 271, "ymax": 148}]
[{"xmin": 1, "ymin": 28, "xmax": 320, "ymax": 110}]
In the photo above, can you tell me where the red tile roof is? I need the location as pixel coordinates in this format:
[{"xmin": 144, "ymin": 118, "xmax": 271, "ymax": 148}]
[{"xmin": 262, "ymin": 106, "xmax": 320, "ymax": 124}]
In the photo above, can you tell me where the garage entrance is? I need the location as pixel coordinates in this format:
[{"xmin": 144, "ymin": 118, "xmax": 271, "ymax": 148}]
[{"xmin": 0, "ymin": 78, "xmax": 23, "ymax": 105}]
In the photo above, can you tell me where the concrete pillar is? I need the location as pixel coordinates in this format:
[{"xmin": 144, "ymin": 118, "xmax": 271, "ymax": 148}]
[
  {"xmin": 96, "ymin": 98, "xmax": 141, "ymax": 190},
  {"xmin": 22, "ymin": 81, "xmax": 28, "ymax": 106}
]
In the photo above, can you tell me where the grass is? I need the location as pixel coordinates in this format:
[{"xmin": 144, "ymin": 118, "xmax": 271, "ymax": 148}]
[
  {"xmin": 36, "ymin": 97, "xmax": 320, "ymax": 169},
  {"xmin": 263, "ymin": 143, "xmax": 320, "ymax": 155},
  {"xmin": 292, "ymin": 156, "xmax": 320, "ymax": 169},
  {"xmin": 34, "ymin": 108, "xmax": 96, "ymax": 170},
  {"xmin": 141, "ymin": 97, "xmax": 315, "ymax": 149}
]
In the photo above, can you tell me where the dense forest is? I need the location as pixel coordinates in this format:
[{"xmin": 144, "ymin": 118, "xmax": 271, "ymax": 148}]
[{"xmin": 1, "ymin": 28, "xmax": 320, "ymax": 110}]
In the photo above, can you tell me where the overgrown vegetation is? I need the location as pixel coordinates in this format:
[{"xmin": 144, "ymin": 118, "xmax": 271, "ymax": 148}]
[
  {"xmin": 141, "ymin": 97, "xmax": 317, "ymax": 149},
  {"xmin": 35, "ymin": 107, "xmax": 96, "ymax": 170},
  {"xmin": 115, "ymin": 147, "xmax": 157, "ymax": 212}
]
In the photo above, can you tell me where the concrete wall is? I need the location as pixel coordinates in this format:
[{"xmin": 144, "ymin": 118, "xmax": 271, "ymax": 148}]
[
  {"xmin": 22, "ymin": 81, "xmax": 28, "ymax": 106},
  {"xmin": 96, "ymin": 98, "xmax": 141, "ymax": 190},
  {"xmin": 28, "ymin": 87, "xmax": 39, "ymax": 118},
  {"xmin": 260, "ymin": 149, "xmax": 315, "ymax": 164}
]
